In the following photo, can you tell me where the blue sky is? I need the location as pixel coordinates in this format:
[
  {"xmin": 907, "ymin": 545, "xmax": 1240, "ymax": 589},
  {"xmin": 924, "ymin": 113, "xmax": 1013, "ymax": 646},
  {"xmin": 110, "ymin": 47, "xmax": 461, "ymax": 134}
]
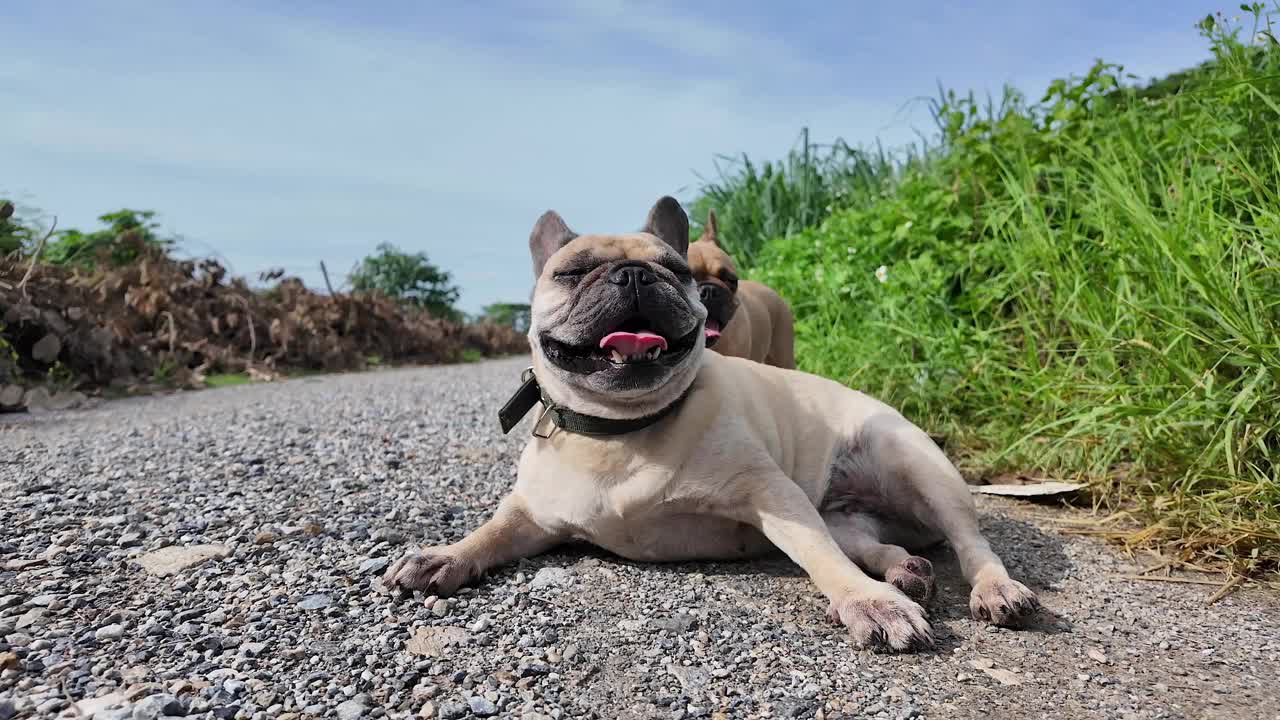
[{"xmin": 3, "ymin": 1, "xmax": 1220, "ymax": 313}]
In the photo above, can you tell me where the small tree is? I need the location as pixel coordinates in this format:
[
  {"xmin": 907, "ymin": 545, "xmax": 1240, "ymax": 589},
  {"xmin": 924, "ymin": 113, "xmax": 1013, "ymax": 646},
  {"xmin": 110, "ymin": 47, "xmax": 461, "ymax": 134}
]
[
  {"xmin": 43, "ymin": 209, "xmax": 175, "ymax": 268},
  {"xmin": 480, "ymin": 302, "xmax": 531, "ymax": 332},
  {"xmin": 0, "ymin": 200, "xmax": 33, "ymax": 255},
  {"xmin": 349, "ymin": 243, "xmax": 462, "ymax": 321}
]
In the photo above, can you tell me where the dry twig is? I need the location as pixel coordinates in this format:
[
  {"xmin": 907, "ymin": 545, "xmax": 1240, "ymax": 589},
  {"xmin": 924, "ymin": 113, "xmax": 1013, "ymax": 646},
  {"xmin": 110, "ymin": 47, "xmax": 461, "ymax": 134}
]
[
  {"xmin": 1113, "ymin": 573, "xmax": 1226, "ymax": 586},
  {"xmin": 17, "ymin": 216, "xmax": 57, "ymax": 299},
  {"xmin": 1205, "ymin": 575, "xmax": 1246, "ymax": 605}
]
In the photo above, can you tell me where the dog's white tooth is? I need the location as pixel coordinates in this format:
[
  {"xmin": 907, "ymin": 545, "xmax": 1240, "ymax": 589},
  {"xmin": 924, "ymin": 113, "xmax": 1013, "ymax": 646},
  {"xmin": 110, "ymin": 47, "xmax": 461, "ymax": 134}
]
[{"xmin": 611, "ymin": 350, "xmax": 626, "ymax": 363}]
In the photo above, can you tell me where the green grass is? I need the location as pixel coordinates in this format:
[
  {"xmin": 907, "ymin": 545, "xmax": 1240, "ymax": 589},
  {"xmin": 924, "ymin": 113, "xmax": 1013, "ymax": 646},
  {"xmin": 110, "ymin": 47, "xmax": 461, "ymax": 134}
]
[
  {"xmin": 204, "ymin": 372, "xmax": 252, "ymax": 388},
  {"xmin": 460, "ymin": 348, "xmax": 484, "ymax": 364},
  {"xmin": 695, "ymin": 9, "xmax": 1280, "ymax": 573}
]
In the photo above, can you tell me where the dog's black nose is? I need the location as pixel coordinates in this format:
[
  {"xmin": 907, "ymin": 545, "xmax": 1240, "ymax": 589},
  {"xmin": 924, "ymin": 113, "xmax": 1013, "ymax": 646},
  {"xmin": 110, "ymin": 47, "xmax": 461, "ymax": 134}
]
[
  {"xmin": 699, "ymin": 282, "xmax": 728, "ymax": 304},
  {"xmin": 609, "ymin": 262, "xmax": 656, "ymax": 287}
]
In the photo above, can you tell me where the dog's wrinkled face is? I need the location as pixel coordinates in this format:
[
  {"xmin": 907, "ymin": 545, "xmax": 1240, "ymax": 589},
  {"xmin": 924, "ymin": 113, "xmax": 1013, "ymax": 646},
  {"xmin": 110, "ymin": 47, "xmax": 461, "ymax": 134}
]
[
  {"xmin": 686, "ymin": 209, "xmax": 739, "ymax": 348},
  {"xmin": 527, "ymin": 196, "xmax": 707, "ymax": 417}
]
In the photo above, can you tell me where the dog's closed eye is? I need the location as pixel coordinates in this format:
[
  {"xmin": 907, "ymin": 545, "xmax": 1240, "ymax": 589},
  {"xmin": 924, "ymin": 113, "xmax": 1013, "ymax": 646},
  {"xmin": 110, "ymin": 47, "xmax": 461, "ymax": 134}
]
[{"xmin": 553, "ymin": 268, "xmax": 587, "ymax": 282}]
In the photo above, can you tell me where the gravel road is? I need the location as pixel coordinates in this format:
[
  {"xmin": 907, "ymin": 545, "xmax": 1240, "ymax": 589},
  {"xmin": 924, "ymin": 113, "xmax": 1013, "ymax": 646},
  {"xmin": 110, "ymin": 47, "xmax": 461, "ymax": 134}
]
[{"xmin": 3, "ymin": 357, "xmax": 1278, "ymax": 720}]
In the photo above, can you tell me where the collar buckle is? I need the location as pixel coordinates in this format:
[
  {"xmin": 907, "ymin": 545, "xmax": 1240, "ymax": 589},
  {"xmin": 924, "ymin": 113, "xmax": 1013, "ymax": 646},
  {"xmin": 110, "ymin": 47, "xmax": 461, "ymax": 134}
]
[{"xmin": 531, "ymin": 398, "xmax": 558, "ymax": 439}]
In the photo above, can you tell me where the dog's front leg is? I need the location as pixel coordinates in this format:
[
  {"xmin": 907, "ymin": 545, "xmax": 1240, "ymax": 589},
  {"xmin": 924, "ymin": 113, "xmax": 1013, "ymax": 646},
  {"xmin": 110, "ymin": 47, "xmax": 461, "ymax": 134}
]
[
  {"xmin": 729, "ymin": 468, "xmax": 933, "ymax": 651},
  {"xmin": 383, "ymin": 493, "xmax": 563, "ymax": 596}
]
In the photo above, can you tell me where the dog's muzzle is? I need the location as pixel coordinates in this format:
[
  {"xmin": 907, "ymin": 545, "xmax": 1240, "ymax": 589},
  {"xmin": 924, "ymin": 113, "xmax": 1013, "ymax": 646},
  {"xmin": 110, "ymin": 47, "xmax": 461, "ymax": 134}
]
[{"xmin": 699, "ymin": 282, "xmax": 731, "ymax": 308}]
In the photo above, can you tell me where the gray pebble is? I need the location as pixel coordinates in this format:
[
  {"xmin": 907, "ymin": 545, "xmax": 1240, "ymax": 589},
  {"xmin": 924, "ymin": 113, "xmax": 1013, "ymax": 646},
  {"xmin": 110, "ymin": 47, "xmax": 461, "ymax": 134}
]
[
  {"xmin": 132, "ymin": 694, "xmax": 182, "ymax": 720},
  {"xmin": 437, "ymin": 702, "xmax": 468, "ymax": 720},
  {"xmin": 468, "ymin": 696, "xmax": 499, "ymax": 717},
  {"xmin": 336, "ymin": 699, "xmax": 367, "ymax": 720},
  {"xmin": 95, "ymin": 624, "xmax": 125, "ymax": 641},
  {"xmin": 298, "ymin": 594, "xmax": 333, "ymax": 611}
]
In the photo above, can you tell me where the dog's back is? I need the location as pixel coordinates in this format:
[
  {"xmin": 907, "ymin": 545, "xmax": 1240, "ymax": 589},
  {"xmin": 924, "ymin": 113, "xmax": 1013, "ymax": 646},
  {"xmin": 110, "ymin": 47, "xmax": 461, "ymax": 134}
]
[{"xmin": 712, "ymin": 280, "xmax": 795, "ymax": 368}]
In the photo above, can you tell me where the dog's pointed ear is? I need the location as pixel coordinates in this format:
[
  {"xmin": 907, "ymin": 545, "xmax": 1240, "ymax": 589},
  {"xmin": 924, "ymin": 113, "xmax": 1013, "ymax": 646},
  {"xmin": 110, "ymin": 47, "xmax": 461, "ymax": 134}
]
[
  {"xmin": 529, "ymin": 210, "xmax": 577, "ymax": 278},
  {"xmin": 702, "ymin": 209, "xmax": 721, "ymax": 247},
  {"xmin": 641, "ymin": 196, "xmax": 689, "ymax": 257}
]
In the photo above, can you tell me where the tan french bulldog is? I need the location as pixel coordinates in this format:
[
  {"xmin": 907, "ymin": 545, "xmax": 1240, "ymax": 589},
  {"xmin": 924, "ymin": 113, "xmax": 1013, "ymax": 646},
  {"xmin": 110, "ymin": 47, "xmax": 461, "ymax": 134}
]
[
  {"xmin": 384, "ymin": 196, "xmax": 1040, "ymax": 651},
  {"xmin": 687, "ymin": 209, "xmax": 795, "ymax": 369}
]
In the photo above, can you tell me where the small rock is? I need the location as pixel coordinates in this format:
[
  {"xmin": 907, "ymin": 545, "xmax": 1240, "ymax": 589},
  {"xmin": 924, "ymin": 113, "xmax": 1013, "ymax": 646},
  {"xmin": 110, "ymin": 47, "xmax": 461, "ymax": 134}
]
[
  {"xmin": 467, "ymin": 697, "xmax": 498, "ymax": 717},
  {"xmin": 1087, "ymin": 648, "xmax": 1109, "ymax": 664},
  {"xmin": 95, "ymin": 624, "xmax": 125, "ymax": 641},
  {"xmin": 667, "ymin": 665, "xmax": 710, "ymax": 696},
  {"xmin": 131, "ymin": 693, "xmax": 182, "ymax": 720},
  {"xmin": 336, "ymin": 699, "xmax": 367, "ymax": 720},
  {"xmin": 359, "ymin": 557, "xmax": 390, "ymax": 574},
  {"xmin": 431, "ymin": 599, "xmax": 449, "ymax": 618},
  {"xmin": 406, "ymin": 626, "xmax": 470, "ymax": 657},
  {"xmin": 298, "ymin": 594, "xmax": 333, "ymax": 611},
  {"xmin": 117, "ymin": 532, "xmax": 143, "ymax": 548},
  {"xmin": 529, "ymin": 567, "xmax": 572, "ymax": 590},
  {"xmin": 468, "ymin": 615, "xmax": 491, "ymax": 633},
  {"xmin": 98, "ymin": 706, "xmax": 134, "ymax": 720},
  {"xmin": 254, "ymin": 531, "xmax": 279, "ymax": 545},
  {"xmin": 15, "ymin": 608, "xmax": 44, "ymax": 629},
  {"xmin": 418, "ymin": 701, "xmax": 437, "ymax": 718},
  {"xmin": 518, "ymin": 662, "xmax": 550, "ymax": 678},
  {"xmin": 977, "ymin": 667, "xmax": 1022, "ymax": 686},
  {"xmin": 135, "ymin": 545, "xmax": 232, "ymax": 577},
  {"xmin": 31, "ymin": 334, "xmax": 62, "ymax": 363},
  {"xmin": 657, "ymin": 613, "xmax": 698, "ymax": 633},
  {"xmin": 437, "ymin": 702, "xmax": 467, "ymax": 720},
  {"xmin": 0, "ymin": 385, "xmax": 24, "ymax": 409}
]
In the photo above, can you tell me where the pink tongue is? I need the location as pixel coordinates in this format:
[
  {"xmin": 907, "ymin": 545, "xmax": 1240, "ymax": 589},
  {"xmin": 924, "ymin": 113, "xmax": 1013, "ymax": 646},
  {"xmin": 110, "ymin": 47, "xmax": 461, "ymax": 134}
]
[
  {"xmin": 599, "ymin": 330, "xmax": 668, "ymax": 355},
  {"xmin": 705, "ymin": 320, "xmax": 721, "ymax": 340}
]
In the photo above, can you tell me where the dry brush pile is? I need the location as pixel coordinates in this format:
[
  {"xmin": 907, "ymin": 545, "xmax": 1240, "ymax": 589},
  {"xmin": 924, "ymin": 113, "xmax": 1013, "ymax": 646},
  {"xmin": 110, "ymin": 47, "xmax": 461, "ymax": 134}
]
[{"xmin": 0, "ymin": 241, "xmax": 527, "ymax": 411}]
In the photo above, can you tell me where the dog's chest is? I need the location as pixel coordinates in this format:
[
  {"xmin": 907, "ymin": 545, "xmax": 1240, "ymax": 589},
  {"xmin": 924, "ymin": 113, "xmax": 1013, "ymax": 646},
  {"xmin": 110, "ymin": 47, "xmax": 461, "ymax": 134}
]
[{"xmin": 521, "ymin": 459, "xmax": 746, "ymax": 561}]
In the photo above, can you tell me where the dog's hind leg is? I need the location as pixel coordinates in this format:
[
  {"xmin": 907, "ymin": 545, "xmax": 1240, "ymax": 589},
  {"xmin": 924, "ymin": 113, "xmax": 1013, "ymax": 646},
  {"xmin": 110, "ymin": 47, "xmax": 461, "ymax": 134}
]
[
  {"xmin": 824, "ymin": 511, "xmax": 936, "ymax": 605},
  {"xmin": 859, "ymin": 415, "xmax": 1041, "ymax": 627}
]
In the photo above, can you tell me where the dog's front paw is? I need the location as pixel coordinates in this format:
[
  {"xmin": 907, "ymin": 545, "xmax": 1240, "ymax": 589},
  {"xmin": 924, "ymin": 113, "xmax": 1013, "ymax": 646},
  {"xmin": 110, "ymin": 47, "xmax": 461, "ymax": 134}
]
[
  {"xmin": 885, "ymin": 556, "xmax": 936, "ymax": 605},
  {"xmin": 382, "ymin": 549, "xmax": 477, "ymax": 596},
  {"xmin": 969, "ymin": 576, "xmax": 1040, "ymax": 627},
  {"xmin": 827, "ymin": 585, "xmax": 934, "ymax": 652}
]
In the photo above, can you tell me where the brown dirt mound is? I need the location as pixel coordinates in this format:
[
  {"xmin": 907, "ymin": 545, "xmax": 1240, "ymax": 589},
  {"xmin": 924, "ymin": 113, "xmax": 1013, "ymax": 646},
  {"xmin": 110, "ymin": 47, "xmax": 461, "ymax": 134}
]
[{"xmin": 0, "ymin": 246, "xmax": 528, "ymax": 409}]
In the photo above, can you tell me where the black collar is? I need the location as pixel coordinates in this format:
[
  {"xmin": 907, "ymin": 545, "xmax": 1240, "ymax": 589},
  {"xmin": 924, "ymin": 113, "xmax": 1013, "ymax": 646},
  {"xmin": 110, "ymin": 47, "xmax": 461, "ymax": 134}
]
[{"xmin": 498, "ymin": 367, "xmax": 690, "ymax": 438}]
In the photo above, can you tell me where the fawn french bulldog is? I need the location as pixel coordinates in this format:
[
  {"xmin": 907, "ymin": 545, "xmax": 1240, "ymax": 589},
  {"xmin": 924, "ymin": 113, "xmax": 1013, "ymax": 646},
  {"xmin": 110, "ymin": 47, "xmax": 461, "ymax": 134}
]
[
  {"xmin": 687, "ymin": 209, "xmax": 795, "ymax": 368},
  {"xmin": 383, "ymin": 196, "xmax": 1040, "ymax": 651}
]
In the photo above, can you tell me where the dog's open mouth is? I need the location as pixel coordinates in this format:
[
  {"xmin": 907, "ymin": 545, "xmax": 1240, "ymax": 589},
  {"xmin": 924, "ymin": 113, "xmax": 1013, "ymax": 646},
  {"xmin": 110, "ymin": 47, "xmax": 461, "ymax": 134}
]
[
  {"xmin": 541, "ymin": 316, "xmax": 700, "ymax": 374},
  {"xmin": 704, "ymin": 320, "xmax": 722, "ymax": 347},
  {"xmin": 599, "ymin": 321, "xmax": 668, "ymax": 364}
]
